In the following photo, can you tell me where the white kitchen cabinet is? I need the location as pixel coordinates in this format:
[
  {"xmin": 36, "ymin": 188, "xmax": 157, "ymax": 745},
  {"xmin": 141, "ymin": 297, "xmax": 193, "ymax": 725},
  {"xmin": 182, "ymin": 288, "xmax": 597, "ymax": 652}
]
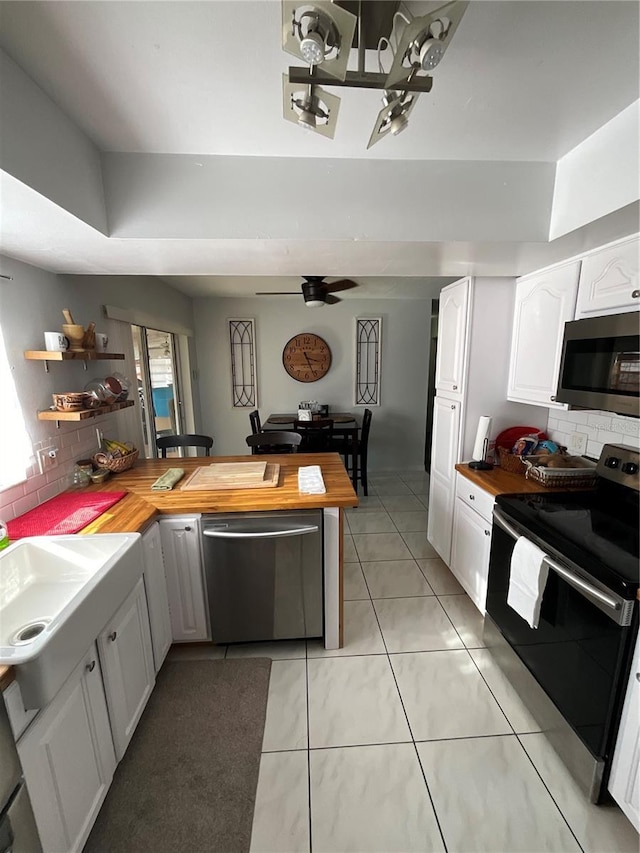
[
  {"xmin": 609, "ymin": 632, "xmax": 640, "ymax": 832},
  {"xmin": 508, "ymin": 261, "xmax": 580, "ymax": 408},
  {"xmin": 18, "ymin": 644, "xmax": 116, "ymax": 853},
  {"xmin": 142, "ymin": 522, "xmax": 172, "ymax": 672},
  {"xmin": 575, "ymin": 235, "xmax": 640, "ymax": 318},
  {"xmin": 427, "ymin": 397, "xmax": 461, "ymax": 564},
  {"xmin": 98, "ymin": 576, "xmax": 155, "ymax": 761},
  {"xmin": 450, "ymin": 475, "xmax": 495, "ymax": 613},
  {"xmin": 159, "ymin": 516, "xmax": 209, "ymax": 642},
  {"xmin": 435, "ymin": 277, "xmax": 470, "ymax": 400}
]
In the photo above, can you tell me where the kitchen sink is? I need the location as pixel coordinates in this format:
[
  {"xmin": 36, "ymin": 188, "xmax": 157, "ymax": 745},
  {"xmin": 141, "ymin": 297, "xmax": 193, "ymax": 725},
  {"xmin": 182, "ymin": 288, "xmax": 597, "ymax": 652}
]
[{"xmin": 0, "ymin": 533, "xmax": 142, "ymax": 708}]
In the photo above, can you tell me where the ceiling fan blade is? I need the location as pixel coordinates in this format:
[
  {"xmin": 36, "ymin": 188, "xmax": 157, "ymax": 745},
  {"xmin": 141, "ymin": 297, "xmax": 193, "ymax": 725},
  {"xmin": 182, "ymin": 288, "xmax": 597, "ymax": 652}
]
[
  {"xmin": 324, "ymin": 293, "xmax": 341, "ymax": 304},
  {"xmin": 323, "ymin": 278, "xmax": 358, "ymax": 293},
  {"xmin": 255, "ymin": 291, "xmax": 299, "ymax": 295}
]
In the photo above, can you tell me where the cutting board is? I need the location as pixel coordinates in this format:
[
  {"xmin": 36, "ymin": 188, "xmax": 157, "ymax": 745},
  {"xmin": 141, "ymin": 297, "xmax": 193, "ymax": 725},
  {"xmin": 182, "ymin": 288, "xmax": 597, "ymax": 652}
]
[{"xmin": 180, "ymin": 462, "xmax": 280, "ymax": 491}]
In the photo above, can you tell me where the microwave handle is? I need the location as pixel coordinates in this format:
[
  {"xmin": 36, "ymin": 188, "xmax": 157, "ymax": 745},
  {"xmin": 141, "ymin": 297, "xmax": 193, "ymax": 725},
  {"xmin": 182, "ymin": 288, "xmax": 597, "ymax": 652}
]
[{"xmin": 492, "ymin": 508, "xmax": 621, "ymax": 615}]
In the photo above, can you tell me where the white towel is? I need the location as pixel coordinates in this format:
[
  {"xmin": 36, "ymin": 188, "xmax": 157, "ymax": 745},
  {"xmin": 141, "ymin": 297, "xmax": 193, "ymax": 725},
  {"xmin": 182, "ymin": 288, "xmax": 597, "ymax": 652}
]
[
  {"xmin": 298, "ymin": 465, "xmax": 326, "ymax": 495},
  {"xmin": 507, "ymin": 537, "xmax": 549, "ymax": 629}
]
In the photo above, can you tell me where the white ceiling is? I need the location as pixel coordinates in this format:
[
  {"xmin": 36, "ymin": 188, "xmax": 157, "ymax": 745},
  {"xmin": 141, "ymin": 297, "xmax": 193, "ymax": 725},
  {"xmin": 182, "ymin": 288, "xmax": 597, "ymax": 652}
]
[{"xmin": 0, "ymin": 1, "xmax": 638, "ymax": 297}]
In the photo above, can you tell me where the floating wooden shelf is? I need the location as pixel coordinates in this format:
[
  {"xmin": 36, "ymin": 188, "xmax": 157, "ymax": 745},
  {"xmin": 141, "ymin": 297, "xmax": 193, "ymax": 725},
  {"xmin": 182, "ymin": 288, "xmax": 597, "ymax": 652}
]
[
  {"xmin": 25, "ymin": 350, "xmax": 126, "ymax": 372},
  {"xmin": 25, "ymin": 350, "xmax": 126, "ymax": 361},
  {"xmin": 38, "ymin": 400, "xmax": 135, "ymax": 424}
]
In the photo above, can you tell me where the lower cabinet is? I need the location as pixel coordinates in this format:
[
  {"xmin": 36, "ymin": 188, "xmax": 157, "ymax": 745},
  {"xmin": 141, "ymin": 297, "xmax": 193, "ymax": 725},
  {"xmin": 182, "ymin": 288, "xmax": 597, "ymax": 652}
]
[
  {"xmin": 450, "ymin": 475, "xmax": 495, "ymax": 613},
  {"xmin": 608, "ymin": 632, "xmax": 640, "ymax": 831},
  {"xmin": 98, "ymin": 576, "xmax": 155, "ymax": 761},
  {"xmin": 159, "ymin": 516, "xmax": 210, "ymax": 642},
  {"xmin": 18, "ymin": 644, "xmax": 116, "ymax": 853},
  {"xmin": 142, "ymin": 522, "xmax": 172, "ymax": 672}
]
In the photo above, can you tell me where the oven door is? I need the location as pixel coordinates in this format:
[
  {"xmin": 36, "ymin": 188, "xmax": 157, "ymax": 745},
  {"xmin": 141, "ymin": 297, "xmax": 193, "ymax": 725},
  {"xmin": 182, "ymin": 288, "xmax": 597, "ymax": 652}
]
[{"xmin": 486, "ymin": 509, "xmax": 635, "ymax": 771}]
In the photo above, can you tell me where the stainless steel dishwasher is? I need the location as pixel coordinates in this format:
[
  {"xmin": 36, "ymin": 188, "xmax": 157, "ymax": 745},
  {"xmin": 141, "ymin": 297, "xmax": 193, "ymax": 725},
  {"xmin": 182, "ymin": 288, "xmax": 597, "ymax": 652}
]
[{"xmin": 201, "ymin": 510, "xmax": 323, "ymax": 644}]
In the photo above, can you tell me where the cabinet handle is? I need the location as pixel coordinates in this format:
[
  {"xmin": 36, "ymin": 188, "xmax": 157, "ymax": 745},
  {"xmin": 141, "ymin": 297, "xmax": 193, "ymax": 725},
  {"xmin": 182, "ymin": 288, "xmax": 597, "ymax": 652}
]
[
  {"xmin": 636, "ymin": 672, "xmax": 640, "ymax": 682},
  {"xmin": 485, "ymin": 530, "xmax": 490, "ymax": 536},
  {"xmin": 469, "ymin": 494, "xmax": 475, "ymax": 501},
  {"xmin": 86, "ymin": 660, "xmax": 96, "ymax": 673},
  {"xmin": 632, "ymin": 290, "xmax": 640, "ymax": 299},
  {"xmin": 453, "ymin": 385, "xmax": 458, "ymax": 390},
  {"xmin": 184, "ymin": 526, "xmax": 192, "ymax": 532},
  {"xmin": 451, "ymin": 404, "xmax": 456, "ymax": 410},
  {"xmin": 109, "ymin": 631, "xmax": 117, "ymax": 642},
  {"xmin": 550, "ymin": 395, "xmax": 556, "ymax": 402}
]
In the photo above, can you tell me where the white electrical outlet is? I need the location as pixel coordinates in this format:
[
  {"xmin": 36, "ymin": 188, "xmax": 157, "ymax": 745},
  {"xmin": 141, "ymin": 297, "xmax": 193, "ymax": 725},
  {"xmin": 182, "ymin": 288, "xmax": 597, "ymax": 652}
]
[
  {"xmin": 569, "ymin": 432, "xmax": 588, "ymax": 455},
  {"xmin": 37, "ymin": 445, "xmax": 59, "ymax": 474}
]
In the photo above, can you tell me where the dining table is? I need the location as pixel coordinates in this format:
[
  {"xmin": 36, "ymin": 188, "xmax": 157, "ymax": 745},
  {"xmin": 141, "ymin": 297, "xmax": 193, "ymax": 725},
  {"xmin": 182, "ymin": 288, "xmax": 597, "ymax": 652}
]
[{"xmin": 264, "ymin": 412, "xmax": 360, "ymax": 488}]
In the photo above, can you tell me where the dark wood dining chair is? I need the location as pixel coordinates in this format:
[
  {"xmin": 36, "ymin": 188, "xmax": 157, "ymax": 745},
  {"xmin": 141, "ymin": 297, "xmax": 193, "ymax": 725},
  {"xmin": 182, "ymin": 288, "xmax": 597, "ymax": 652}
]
[
  {"xmin": 294, "ymin": 418, "xmax": 335, "ymax": 452},
  {"xmin": 156, "ymin": 433, "xmax": 214, "ymax": 457},
  {"xmin": 246, "ymin": 432, "xmax": 302, "ymax": 454},
  {"xmin": 349, "ymin": 409, "xmax": 372, "ymax": 495},
  {"xmin": 249, "ymin": 410, "xmax": 262, "ymax": 435}
]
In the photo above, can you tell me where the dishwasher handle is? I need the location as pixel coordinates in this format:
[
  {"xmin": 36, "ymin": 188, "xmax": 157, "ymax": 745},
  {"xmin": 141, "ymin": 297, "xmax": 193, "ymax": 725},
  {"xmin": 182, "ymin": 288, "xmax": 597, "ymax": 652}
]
[{"xmin": 203, "ymin": 523, "xmax": 319, "ymax": 540}]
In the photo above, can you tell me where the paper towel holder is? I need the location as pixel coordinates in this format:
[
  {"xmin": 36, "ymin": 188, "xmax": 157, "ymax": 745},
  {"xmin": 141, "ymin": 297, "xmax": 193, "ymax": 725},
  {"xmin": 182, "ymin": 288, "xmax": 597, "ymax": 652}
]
[{"xmin": 469, "ymin": 416, "xmax": 493, "ymax": 470}]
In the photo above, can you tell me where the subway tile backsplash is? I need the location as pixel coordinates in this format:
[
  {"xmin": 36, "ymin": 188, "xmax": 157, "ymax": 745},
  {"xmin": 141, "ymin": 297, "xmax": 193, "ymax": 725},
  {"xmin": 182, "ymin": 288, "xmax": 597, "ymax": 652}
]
[
  {"xmin": 546, "ymin": 408, "xmax": 640, "ymax": 460},
  {"xmin": 0, "ymin": 415, "xmax": 118, "ymax": 522}
]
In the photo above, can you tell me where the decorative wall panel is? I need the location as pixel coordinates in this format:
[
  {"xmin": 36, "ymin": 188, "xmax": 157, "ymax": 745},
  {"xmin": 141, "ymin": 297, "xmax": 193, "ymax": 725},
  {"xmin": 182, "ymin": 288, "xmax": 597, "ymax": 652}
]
[
  {"xmin": 355, "ymin": 318, "xmax": 381, "ymax": 406},
  {"xmin": 228, "ymin": 319, "xmax": 257, "ymax": 407}
]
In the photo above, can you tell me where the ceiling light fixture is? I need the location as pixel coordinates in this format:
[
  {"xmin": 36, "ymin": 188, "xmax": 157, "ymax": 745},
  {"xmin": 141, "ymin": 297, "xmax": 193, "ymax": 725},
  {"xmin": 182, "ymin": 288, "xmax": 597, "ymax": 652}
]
[{"xmin": 282, "ymin": 1, "xmax": 468, "ymax": 148}]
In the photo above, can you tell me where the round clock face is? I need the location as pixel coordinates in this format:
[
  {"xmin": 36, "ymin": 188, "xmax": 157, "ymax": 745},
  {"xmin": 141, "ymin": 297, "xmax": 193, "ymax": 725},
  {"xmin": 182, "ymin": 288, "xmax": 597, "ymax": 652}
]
[{"xmin": 282, "ymin": 333, "xmax": 332, "ymax": 383}]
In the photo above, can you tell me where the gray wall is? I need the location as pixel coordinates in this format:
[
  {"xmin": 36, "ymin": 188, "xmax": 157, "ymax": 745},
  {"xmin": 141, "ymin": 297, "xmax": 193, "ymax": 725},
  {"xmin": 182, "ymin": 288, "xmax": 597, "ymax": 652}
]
[{"xmin": 193, "ymin": 296, "xmax": 432, "ymax": 470}]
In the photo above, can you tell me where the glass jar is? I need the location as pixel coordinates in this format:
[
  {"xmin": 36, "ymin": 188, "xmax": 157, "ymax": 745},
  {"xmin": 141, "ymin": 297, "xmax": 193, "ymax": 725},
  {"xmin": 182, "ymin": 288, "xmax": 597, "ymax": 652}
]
[{"xmin": 71, "ymin": 465, "xmax": 91, "ymax": 489}]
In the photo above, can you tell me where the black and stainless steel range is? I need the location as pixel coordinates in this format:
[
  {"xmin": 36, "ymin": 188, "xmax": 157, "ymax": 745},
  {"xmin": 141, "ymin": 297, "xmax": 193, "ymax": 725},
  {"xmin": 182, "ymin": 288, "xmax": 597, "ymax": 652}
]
[{"xmin": 485, "ymin": 443, "xmax": 639, "ymax": 803}]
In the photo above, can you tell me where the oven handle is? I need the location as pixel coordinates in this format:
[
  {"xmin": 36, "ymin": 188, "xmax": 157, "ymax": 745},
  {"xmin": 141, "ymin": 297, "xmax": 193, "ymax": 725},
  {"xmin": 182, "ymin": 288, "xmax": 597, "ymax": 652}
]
[{"xmin": 492, "ymin": 508, "xmax": 621, "ymax": 614}]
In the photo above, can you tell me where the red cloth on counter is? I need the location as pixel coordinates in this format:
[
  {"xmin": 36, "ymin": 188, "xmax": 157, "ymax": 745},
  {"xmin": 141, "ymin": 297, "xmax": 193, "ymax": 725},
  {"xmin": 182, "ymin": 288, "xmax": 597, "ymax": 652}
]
[{"xmin": 7, "ymin": 492, "xmax": 127, "ymax": 538}]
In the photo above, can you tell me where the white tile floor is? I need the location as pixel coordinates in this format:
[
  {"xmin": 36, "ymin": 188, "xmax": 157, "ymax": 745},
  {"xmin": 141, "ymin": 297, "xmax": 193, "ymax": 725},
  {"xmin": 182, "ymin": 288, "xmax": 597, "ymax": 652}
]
[{"xmin": 168, "ymin": 471, "xmax": 638, "ymax": 853}]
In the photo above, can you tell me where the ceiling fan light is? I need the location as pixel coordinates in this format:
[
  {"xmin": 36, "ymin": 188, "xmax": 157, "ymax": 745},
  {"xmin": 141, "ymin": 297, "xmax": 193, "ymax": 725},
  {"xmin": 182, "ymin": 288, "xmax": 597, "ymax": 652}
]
[
  {"xmin": 305, "ymin": 299, "xmax": 326, "ymax": 308},
  {"xmin": 300, "ymin": 31, "xmax": 326, "ymax": 65}
]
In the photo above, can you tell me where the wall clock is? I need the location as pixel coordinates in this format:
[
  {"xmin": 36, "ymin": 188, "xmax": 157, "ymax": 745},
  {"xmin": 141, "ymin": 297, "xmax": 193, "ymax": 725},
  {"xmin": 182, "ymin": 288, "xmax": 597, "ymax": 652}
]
[{"xmin": 282, "ymin": 333, "xmax": 332, "ymax": 383}]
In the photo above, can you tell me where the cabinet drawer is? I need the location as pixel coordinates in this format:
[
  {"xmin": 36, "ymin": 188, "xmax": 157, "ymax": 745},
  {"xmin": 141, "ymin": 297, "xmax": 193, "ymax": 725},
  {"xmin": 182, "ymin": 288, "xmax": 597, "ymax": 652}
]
[{"xmin": 455, "ymin": 473, "xmax": 495, "ymax": 522}]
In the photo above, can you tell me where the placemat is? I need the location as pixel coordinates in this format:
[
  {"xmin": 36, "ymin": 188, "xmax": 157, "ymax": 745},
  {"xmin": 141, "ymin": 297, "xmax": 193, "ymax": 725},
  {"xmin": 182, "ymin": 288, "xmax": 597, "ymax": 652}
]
[{"xmin": 7, "ymin": 491, "xmax": 127, "ymax": 538}]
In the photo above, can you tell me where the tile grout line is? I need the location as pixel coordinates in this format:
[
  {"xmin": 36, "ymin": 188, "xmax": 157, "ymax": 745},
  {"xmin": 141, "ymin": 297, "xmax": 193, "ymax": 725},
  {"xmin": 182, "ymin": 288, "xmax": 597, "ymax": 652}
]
[
  {"xmin": 305, "ymin": 638, "xmax": 313, "ymax": 853},
  {"xmin": 515, "ymin": 733, "xmax": 586, "ymax": 853},
  {"xmin": 363, "ymin": 515, "xmax": 451, "ymax": 853}
]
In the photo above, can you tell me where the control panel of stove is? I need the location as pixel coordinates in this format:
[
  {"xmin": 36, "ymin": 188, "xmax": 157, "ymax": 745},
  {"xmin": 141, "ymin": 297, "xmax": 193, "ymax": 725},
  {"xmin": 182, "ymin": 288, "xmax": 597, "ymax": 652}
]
[{"xmin": 597, "ymin": 444, "xmax": 640, "ymax": 491}]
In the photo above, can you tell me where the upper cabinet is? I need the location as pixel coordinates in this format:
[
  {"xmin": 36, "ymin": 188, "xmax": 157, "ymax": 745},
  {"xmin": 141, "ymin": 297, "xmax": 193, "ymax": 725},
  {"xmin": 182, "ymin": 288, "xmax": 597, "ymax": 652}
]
[
  {"xmin": 575, "ymin": 235, "xmax": 640, "ymax": 318},
  {"xmin": 507, "ymin": 262, "xmax": 580, "ymax": 409},
  {"xmin": 435, "ymin": 277, "xmax": 470, "ymax": 400}
]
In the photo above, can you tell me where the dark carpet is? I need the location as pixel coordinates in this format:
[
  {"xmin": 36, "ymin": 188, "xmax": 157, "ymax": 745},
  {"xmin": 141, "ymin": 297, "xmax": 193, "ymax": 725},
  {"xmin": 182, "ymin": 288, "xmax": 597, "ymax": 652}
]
[{"xmin": 85, "ymin": 658, "xmax": 272, "ymax": 853}]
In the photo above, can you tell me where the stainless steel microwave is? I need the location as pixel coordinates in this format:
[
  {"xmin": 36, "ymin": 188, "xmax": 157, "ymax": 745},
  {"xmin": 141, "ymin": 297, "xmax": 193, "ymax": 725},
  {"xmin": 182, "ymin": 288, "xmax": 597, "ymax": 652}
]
[{"xmin": 556, "ymin": 312, "xmax": 640, "ymax": 417}]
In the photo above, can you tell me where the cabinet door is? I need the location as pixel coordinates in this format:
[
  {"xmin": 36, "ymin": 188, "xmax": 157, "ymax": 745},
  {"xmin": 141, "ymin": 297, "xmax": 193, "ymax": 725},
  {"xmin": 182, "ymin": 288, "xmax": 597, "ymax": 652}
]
[
  {"xmin": 159, "ymin": 517, "xmax": 210, "ymax": 642},
  {"xmin": 508, "ymin": 262, "xmax": 580, "ymax": 408},
  {"xmin": 609, "ymin": 632, "xmax": 640, "ymax": 831},
  {"xmin": 450, "ymin": 498, "xmax": 492, "ymax": 614},
  {"xmin": 142, "ymin": 522, "xmax": 172, "ymax": 672},
  {"xmin": 98, "ymin": 576, "xmax": 155, "ymax": 761},
  {"xmin": 435, "ymin": 278, "xmax": 470, "ymax": 399},
  {"xmin": 575, "ymin": 236, "xmax": 640, "ymax": 318},
  {"xmin": 18, "ymin": 645, "xmax": 116, "ymax": 853},
  {"xmin": 427, "ymin": 397, "xmax": 462, "ymax": 565}
]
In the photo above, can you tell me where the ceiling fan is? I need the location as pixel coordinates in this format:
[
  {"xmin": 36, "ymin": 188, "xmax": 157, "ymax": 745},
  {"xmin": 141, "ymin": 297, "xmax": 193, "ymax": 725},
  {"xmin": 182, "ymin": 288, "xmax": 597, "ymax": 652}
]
[{"xmin": 256, "ymin": 276, "xmax": 359, "ymax": 307}]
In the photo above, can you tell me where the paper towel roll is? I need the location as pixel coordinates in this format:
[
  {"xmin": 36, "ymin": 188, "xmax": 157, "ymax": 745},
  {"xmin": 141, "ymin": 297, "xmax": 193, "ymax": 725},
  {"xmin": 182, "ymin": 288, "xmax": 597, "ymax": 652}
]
[{"xmin": 472, "ymin": 416, "xmax": 492, "ymax": 462}]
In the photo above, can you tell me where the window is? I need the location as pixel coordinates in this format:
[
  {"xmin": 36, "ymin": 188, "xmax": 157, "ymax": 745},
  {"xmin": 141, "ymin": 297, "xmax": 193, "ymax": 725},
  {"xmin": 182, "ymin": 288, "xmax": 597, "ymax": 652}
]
[{"xmin": 0, "ymin": 324, "xmax": 32, "ymax": 489}]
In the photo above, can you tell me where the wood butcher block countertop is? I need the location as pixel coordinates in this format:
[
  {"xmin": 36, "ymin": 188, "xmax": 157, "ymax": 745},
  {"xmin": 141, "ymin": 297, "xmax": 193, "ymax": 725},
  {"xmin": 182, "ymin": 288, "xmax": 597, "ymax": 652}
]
[
  {"xmin": 0, "ymin": 454, "xmax": 358, "ymax": 688},
  {"xmin": 455, "ymin": 463, "xmax": 586, "ymax": 496}
]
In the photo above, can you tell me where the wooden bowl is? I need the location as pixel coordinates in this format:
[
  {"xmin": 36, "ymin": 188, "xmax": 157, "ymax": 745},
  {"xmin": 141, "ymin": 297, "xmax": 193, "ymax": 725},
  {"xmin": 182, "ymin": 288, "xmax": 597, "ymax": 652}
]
[{"xmin": 62, "ymin": 323, "xmax": 85, "ymax": 352}]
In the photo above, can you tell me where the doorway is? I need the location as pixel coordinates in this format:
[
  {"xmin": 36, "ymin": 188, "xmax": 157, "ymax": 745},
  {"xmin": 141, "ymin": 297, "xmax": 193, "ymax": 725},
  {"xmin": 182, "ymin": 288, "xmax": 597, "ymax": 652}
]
[
  {"xmin": 424, "ymin": 299, "xmax": 439, "ymax": 473},
  {"xmin": 132, "ymin": 326, "xmax": 185, "ymax": 458}
]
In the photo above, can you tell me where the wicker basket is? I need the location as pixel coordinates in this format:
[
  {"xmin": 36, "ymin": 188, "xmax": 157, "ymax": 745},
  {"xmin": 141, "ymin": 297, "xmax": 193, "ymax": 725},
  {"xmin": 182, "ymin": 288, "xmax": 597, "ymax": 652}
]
[
  {"xmin": 496, "ymin": 446, "xmax": 529, "ymax": 475},
  {"xmin": 92, "ymin": 448, "xmax": 138, "ymax": 473},
  {"xmin": 522, "ymin": 457, "xmax": 597, "ymax": 489}
]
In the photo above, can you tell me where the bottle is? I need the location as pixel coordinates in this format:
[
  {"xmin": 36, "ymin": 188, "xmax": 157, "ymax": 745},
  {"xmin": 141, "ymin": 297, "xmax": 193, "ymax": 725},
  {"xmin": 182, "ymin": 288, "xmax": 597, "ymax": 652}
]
[{"xmin": 0, "ymin": 519, "xmax": 9, "ymax": 551}]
